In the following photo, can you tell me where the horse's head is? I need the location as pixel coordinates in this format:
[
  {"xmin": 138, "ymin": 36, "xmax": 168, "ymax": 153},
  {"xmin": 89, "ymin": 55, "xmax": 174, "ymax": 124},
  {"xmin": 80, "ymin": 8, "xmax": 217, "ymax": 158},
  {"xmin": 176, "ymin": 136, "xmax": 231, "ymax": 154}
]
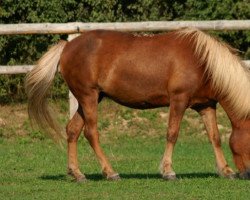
[{"xmin": 230, "ymin": 119, "xmax": 250, "ymax": 179}]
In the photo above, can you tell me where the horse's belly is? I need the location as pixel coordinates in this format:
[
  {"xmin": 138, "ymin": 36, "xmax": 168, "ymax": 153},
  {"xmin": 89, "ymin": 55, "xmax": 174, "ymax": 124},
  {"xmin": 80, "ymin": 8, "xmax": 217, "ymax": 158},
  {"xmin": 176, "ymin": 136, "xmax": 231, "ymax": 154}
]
[{"xmin": 105, "ymin": 86, "xmax": 170, "ymax": 109}]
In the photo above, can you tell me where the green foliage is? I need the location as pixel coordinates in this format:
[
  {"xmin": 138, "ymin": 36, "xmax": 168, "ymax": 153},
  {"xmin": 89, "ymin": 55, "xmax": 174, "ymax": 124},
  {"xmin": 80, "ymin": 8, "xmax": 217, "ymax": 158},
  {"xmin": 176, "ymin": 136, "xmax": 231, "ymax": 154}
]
[
  {"xmin": 183, "ymin": 0, "xmax": 250, "ymax": 20},
  {"xmin": 0, "ymin": 0, "xmax": 249, "ymax": 103},
  {"xmin": 0, "ymin": 75, "xmax": 26, "ymax": 103},
  {"xmin": 182, "ymin": 0, "xmax": 250, "ymax": 58}
]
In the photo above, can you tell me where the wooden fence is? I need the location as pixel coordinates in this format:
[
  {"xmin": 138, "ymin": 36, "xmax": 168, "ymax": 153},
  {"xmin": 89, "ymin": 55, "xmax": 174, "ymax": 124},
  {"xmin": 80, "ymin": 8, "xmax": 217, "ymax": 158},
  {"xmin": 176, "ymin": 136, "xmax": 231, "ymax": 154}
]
[
  {"xmin": 1, "ymin": 20, "xmax": 250, "ymax": 35},
  {"xmin": 0, "ymin": 20, "xmax": 250, "ymax": 117}
]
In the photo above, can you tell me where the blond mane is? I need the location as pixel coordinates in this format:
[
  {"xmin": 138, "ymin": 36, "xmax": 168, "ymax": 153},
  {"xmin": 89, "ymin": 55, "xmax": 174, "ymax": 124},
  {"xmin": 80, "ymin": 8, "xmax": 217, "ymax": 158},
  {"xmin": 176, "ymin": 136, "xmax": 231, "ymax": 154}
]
[{"xmin": 178, "ymin": 28, "xmax": 250, "ymax": 119}]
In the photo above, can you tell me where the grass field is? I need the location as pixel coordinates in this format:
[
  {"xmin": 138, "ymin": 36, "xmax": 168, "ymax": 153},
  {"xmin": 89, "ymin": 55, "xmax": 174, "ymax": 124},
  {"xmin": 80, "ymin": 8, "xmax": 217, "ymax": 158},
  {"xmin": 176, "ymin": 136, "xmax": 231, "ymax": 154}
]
[{"xmin": 0, "ymin": 99, "xmax": 250, "ymax": 199}]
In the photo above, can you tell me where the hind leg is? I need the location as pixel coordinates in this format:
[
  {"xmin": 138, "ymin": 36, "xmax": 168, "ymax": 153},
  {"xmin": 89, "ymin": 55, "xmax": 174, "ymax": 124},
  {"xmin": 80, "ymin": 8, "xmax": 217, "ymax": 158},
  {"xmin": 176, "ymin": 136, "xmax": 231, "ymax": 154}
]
[
  {"xmin": 66, "ymin": 107, "xmax": 85, "ymax": 182},
  {"xmin": 79, "ymin": 91, "xmax": 120, "ymax": 180},
  {"xmin": 198, "ymin": 106, "xmax": 235, "ymax": 178}
]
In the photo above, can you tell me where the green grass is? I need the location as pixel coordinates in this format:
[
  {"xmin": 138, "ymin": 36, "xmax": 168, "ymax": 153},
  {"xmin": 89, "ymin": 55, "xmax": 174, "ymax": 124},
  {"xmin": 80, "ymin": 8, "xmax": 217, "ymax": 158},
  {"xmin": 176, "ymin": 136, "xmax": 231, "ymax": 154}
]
[{"xmin": 0, "ymin": 100, "xmax": 250, "ymax": 199}]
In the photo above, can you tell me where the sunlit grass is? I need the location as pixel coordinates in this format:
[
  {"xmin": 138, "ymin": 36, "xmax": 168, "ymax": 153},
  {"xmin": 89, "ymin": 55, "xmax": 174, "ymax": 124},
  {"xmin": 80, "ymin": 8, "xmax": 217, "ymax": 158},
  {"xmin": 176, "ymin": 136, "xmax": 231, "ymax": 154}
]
[{"xmin": 0, "ymin": 100, "xmax": 249, "ymax": 199}]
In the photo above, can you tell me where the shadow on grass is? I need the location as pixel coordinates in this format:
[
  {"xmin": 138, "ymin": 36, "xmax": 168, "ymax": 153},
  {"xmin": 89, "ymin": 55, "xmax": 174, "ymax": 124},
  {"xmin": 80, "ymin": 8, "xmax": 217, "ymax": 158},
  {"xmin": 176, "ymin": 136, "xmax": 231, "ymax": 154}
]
[
  {"xmin": 120, "ymin": 172, "xmax": 218, "ymax": 179},
  {"xmin": 40, "ymin": 174, "xmax": 68, "ymax": 181},
  {"xmin": 39, "ymin": 172, "xmax": 218, "ymax": 181},
  {"xmin": 177, "ymin": 173, "xmax": 218, "ymax": 179}
]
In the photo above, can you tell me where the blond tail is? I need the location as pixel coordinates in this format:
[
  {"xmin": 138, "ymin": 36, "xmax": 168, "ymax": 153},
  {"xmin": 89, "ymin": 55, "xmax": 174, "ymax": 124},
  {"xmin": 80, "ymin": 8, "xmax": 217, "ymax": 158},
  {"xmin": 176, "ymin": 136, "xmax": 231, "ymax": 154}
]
[{"xmin": 25, "ymin": 41, "xmax": 67, "ymax": 143}]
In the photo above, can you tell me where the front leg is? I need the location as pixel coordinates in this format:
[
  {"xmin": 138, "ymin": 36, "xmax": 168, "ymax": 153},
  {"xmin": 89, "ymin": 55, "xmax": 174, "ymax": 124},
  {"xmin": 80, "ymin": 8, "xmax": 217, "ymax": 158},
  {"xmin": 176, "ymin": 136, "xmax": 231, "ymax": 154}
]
[
  {"xmin": 160, "ymin": 94, "xmax": 188, "ymax": 180},
  {"xmin": 198, "ymin": 107, "xmax": 235, "ymax": 179}
]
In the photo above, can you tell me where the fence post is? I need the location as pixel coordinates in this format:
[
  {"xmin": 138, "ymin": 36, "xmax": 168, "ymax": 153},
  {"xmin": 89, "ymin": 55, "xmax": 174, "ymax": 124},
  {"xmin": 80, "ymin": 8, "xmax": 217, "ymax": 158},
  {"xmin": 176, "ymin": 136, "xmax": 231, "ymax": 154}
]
[
  {"xmin": 67, "ymin": 34, "xmax": 80, "ymax": 118},
  {"xmin": 69, "ymin": 90, "xmax": 78, "ymax": 119}
]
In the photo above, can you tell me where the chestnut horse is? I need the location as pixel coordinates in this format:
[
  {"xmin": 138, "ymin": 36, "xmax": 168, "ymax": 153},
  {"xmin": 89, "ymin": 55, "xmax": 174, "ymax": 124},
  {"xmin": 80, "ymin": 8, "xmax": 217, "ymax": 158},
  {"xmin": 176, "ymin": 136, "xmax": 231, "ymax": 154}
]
[{"xmin": 25, "ymin": 28, "xmax": 250, "ymax": 181}]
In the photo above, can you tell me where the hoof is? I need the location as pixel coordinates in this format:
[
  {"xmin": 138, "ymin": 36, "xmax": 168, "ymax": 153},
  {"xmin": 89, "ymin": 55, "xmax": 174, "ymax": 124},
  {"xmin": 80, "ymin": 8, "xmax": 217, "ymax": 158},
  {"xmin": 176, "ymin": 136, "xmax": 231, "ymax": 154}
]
[
  {"xmin": 218, "ymin": 171, "xmax": 236, "ymax": 179},
  {"xmin": 106, "ymin": 173, "xmax": 121, "ymax": 181},
  {"xmin": 75, "ymin": 175, "xmax": 87, "ymax": 183},
  {"xmin": 224, "ymin": 173, "xmax": 236, "ymax": 180},
  {"xmin": 67, "ymin": 170, "xmax": 87, "ymax": 182},
  {"xmin": 217, "ymin": 165, "xmax": 236, "ymax": 179},
  {"xmin": 239, "ymin": 172, "xmax": 250, "ymax": 180},
  {"xmin": 162, "ymin": 172, "xmax": 177, "ymax": 180}
]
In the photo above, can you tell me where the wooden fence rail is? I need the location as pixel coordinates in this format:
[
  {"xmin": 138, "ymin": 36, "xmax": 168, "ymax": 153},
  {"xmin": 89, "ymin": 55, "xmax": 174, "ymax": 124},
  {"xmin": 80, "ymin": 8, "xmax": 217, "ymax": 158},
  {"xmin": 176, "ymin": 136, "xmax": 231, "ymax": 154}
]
[
  {"xmin": 1, "ymin": 21, "xmax": 250, "ymax": 117},
  {"xmin": 0, "ymin": 20, "xmax": 250, "ymax": 35},
  {"xmin": 0, "ymin": 65, "xmax": 33, "ymax": 74}
]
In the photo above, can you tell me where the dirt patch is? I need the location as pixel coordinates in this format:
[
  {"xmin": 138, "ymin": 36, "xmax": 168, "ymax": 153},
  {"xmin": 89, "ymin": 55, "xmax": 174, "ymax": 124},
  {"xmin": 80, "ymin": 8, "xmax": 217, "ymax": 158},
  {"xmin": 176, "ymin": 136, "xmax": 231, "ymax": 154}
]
[
  {"xmin": 0, "ymin": 104, "xmax": 29, "ymax": 137},
  {"xmin": 0, "ymin": 102, "xmax": 68, "ymax": 138},
  {"xmin": 0, "ymin": 101, "xmax": 233, "ymax": 141}
]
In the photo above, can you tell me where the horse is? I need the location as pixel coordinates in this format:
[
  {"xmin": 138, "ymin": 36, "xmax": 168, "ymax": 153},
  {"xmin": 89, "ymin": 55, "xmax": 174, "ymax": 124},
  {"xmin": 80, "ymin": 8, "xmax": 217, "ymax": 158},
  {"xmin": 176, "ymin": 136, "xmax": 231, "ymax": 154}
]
[{"xmin": 25, "ymin": 27, "xmax": 250, "ymax": 182}]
